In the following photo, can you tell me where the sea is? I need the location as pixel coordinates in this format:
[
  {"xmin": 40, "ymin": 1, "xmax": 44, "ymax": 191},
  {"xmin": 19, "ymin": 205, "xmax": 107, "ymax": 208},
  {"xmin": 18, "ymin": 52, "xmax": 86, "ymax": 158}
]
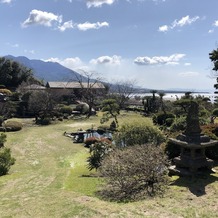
[{"xmin": 132, "ymin": 92, "xmax": 217, "ymax": 103}]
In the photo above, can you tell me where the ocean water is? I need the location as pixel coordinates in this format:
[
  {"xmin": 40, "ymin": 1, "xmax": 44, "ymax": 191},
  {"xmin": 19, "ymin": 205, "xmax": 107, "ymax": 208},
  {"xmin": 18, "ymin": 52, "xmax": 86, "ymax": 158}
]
[{"xmin": 133, "ymin": 92, "xmax": 217, "ymax": 102}]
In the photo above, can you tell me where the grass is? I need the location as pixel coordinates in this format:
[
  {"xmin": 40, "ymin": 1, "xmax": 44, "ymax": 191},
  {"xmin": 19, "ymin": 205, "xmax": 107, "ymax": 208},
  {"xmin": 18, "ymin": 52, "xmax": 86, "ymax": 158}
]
[{"xmin": 0, "ymin": 112, "xmax": 217, "ymax": 217}]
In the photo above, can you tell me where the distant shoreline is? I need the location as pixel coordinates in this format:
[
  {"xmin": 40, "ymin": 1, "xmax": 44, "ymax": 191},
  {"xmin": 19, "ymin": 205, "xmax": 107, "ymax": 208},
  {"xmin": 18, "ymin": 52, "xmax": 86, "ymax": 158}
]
[{"xmin": 132, "ymin": 92, "xmax": 217, "ymax": 102}]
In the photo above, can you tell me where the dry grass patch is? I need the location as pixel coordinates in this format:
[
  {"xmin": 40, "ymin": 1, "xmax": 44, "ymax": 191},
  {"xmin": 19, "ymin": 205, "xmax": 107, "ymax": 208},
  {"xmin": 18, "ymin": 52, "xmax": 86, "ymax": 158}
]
[{"xmin": 0, "ymin": 115, "xmax": 217, "ymax": 217}]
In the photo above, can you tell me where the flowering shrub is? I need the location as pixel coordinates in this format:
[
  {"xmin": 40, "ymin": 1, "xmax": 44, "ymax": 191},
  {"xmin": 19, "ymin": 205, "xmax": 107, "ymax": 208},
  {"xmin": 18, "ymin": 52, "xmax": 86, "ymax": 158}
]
[{"xmin": 87, "ymin": 138, "xmax": 113, "ymax": 171}]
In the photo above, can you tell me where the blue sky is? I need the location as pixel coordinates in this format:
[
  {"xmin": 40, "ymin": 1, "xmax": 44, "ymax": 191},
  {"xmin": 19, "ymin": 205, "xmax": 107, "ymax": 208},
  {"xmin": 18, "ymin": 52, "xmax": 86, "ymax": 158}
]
[{"xmin": 1, "ymin": 0, "xmax": 218, "ymax": 91}]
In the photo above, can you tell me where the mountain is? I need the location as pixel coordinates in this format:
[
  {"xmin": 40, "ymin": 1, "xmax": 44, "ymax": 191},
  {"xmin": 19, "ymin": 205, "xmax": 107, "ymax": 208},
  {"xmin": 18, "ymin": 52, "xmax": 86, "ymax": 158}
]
[{"xmin": 4, "ymin": 55, "xmax": 85, "ymax": 82}]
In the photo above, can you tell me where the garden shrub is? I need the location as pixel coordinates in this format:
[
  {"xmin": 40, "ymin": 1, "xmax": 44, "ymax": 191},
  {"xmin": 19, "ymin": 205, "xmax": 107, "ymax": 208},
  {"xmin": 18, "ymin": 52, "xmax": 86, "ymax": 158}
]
[
  {"xmin": 0, "ymin": 85, "xmax": 6, "ymax": 89},
  {"xmin": 114, "ymin": 120, "xmax": 165, "ymax": 147},
  {"xmin": 201, "ymin": 124, "xmax": 218, "ymax": 159},
  {"xmin": 170, "ymin": 116, "xmax": 186, "ymax": 132},
  {"xmin": 110, "ymin": 120, "xmax": 117, "ymax": 131},
  {"xmin": 98, "ymin": 144, "xmax": 169, "ymax": 202},
  {"xmin": 75, "ymin": 103, "xmax": 89, "ymax": 114},
  {"xmin": 0, "ymin": 147, "xmax": 16, "ymax": 176},
  {"xmin": 165, "ymin": 118, "xmax": 175, "ymax": 127},
  {"xmin": 164, "ymin": 140, "xmax": 181, "ymax": 160},
  {"xmin": 36, "ymin": 117, "xmax": 51, "ymax": 125},
  {"xmin": 0, "ymin": 88, "xmax": 12, "ymax": 96},
  {"xmin": 97, "ymin": 125, "xmax": 111, "ymax": 135},
  {"xmin": 0, "ymin": 116, "xmax": 4, "ymax": 126},
  {"xmin": 199, "ymin": 108, "xmax": 209, "ymax": 118},
  {"xmin": 212, "ymin": 108, "xmax": 218, "ymax": 117},
  {"xmin": 3, "ymin": 120, "xmax": 23, "ymax": 131},
  {"xmin": 87, "ymin": 138, "xmax": 113, "ymax": 171},
  {"xmin": 0, "ymin": 133, "xmax": 6, "ymax": 148},
  {"xmin": 153, "ymin": 112, "xmax": 175, "ymax": 127},
  {"xmin": 59, "ymin": 105, "xmax": 73, "ymax": 115},
  {"xmin": 10, "ymin": 92, "xmax": 20, "ymax": 101}
]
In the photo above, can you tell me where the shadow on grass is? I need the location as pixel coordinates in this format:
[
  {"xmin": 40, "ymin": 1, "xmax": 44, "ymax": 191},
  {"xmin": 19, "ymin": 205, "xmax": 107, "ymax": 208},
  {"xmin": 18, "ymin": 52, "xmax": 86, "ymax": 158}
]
[{"xmin": 170, "ymin": 172, "xmax": 218, "ymax": 197}]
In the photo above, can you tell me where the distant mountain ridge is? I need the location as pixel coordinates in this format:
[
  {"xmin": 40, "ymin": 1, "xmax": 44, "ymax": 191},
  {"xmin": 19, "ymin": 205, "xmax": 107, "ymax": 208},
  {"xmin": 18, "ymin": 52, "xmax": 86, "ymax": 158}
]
[
  {"xmin": 4, "ymin": 55, "xmax": 85, "ymax": 82},
  {"xmin": 2, "ymin": 55, "xmax": 213, "ymax": 93}
]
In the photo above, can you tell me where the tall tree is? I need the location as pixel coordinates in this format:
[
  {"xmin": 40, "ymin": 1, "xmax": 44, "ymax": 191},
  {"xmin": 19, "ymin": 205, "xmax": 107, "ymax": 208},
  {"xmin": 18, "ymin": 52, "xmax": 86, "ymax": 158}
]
[
  {"xmin": 110, "ymin": 80, "xmax": 136, "ymax": 109},
  {"xmin": 75, "ymin": 70, "xmax": 106, "ymax": 117},
  {"xmin": 158, "ymin": 92, "xmax": 166, "ymax": 113},
  {"xmin": 28, "ymin": 90, "xmax": 55, "ymax": 122},
  {"xmin": 209, "ymin": 48, "xmax": 218, "ymax": 95},
  {"xmin": 209, "ymin": 48, "xmax": 218, "ymax": 71},
  {"xmin": 100, "ymin": 99, "xmax": 120, "ymax": 127},
  {"xmin": 0, "ymin": 57, "xmax": 34, "ymax": 89}
]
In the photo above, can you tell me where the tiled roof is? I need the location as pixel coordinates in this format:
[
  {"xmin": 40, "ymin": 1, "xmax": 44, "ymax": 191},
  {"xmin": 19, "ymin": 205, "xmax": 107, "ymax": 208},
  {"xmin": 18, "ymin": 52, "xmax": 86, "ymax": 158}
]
[
  {"xmin": 46, "ymin": 81, "xmax": 105, "ymax": 89},
  {"xmin": 25, "ymin": 84, "xmax": 46, "ymax": 90}
]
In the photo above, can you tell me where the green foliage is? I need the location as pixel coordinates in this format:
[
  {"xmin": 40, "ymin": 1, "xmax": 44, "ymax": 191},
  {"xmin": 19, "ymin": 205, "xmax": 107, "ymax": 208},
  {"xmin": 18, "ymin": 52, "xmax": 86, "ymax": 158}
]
[
  {"xmin": 0, "ymin": 133, "xmax": 7, "ymax": 147},
  {"xmin": 36, "ymin": 117, "xmax": 51, "ymax": 125},
  {"xmin": 100, "ymin": 99, "xmax": 120, "ymax": 126},
  {"xmin": 0, "ymin": 147, "xmax": 16, "ymax": 176},
  {"xmin": 101, "ymin": 99, "xmax": 120, "ymax": 113},
  {"xmin": 153, "ymin": 112, "xmax": 175, "ymax": 126},
  {"xmin": 59, "ymin": 105, "xmax": 72, "ymax": 115},
  {"xmin": 164, "ymin": 140, "xmax": 181, "ymax": 160},
  {"xmin": 114, "ymin": 120, "xmax": 165, "ymax": 147},
  {"xmin": 0, "ymin": 58, "xmax": 33, "ymax": 89},
  {"xmin": 170, "ymin": 115, "xmax": 208, "ymax": 133},
  {"xmin": 201, "ymin": 124, "xmax": 218, "ymax": 159},
  {"xmin": 173, "ymin": 98, "xmax": 192, "ymax": 114},
  {"xmin": 0, "ymin": 116, "xmax": 4, "ymax": 126},
  {"xmin": 0, "ymin": 88, "xmax": 12, "ymax": 96},
  {"xmin": 110, "ymin": 120, "xmax": 117, "ymax": 131},
  {"xmin": 10, "ymin": 92, "xmax": 20, "ymax": 101},
  {"xmin": 3, "ymin": 120, "xmax": 23, "ymax": 131},
  {"xmin": 75, "ymin": 103, "xmax": 89, "ymax": 114},
  {"xmin": 209, "ymin": 48, "xmax": 218, "ymax": 71},
  {"xmin": 28, "ymin": 91, "xmax": 54, "ymax": 117},
  {"xmin": 170, "ymin": 116, "xmax": 186, "ymax": 132},
  {"xmin": 97, "ymin": 125, "xmax": 111, "ymax": 135},
  {"xmin": 87, "ymin": 138, "xmax": 113, "ymax": 171},
  {"xmin": 98, "ymin": 144, "xmax": 169, "ymax": 201},
  {"xmin": 212, "ymin": 108, "xmax": 218, "ymax": 117},
  {"xmin": 0, "ymin": 85, "xmax": 6, "ymax": 89}
]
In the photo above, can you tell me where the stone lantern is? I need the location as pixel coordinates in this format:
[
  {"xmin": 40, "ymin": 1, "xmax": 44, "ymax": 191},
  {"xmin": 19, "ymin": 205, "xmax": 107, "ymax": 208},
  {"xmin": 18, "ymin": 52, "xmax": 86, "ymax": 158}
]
[{"xmin": 169, "ymin": 101, "xmax": 218, "ymax": 176}]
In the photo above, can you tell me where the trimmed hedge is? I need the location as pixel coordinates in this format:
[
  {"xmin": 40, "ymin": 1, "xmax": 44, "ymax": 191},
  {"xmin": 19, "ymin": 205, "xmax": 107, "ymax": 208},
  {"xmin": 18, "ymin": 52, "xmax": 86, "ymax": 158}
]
[
  {"xmin": 153, "ymin": 112, "xmax": 175, "ymax": 127},
  {"xmin": 3, "ymin": 120, "xmax": 23, "ymax": 131}
]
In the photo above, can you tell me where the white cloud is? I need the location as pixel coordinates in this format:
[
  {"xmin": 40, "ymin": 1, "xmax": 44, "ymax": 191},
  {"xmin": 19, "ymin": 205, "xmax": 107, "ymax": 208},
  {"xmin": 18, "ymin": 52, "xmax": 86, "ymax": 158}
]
[
  {"xmin": 158, "ymin": 15, "xmax": 200, "ymax": 32},
  {"xmin": 178, "ymin": 71, "xmax": 199, "ymax": 77},
  {"xmin": 86, "ymin": 0, "xmax": 115, "ymax": 8},
  {"xmin": 22, "ymin": 9, "xmax": 62, "ymax": 28},
  {"xmin": 24, "ymin": 50, "xmax": 35, "ymax": 54},
  {"xmin": 134, "ymin": 54, "xmax": 185, "ymax": 65},
  {"xmin": 0, "ymin": 0, "xmax": 12, "ymax": 3},
  {"xmin": 77, "ymin": 21, "xmax": 109, "ymax": 31},
  {"xmin": 184, "ymin": 62, "xmax": 191, "ymax": 66},
  {"xmin": 172, "ymin": 15, "xmax": 199, "ymax": 28},
  {"xmin": 44, "ymin": 57, "xmax": 83, "ymax": 69},
  {"xmin": 90, "ymin": 55, "xmax": 121, "ymax": 65},
  {"xmin": 208, "ymin": 20, "xmax": 218, "ymax": 34},
  {"xmin": 137, "ymin": 0, "xmax": 166, "ymax": 2},
  {"xmin": 158, "ymin": 25, "xmax": 168, "ymax": 32},
  {"xmin": 7, "ymin": 42, "xmax": 19, "ymax": 48},
  {"xmin": 22, "ymin": 10, "xmax": 109, "ymax": 32},
  {"xmin": 213, "ymin": 20, "xmax": 218, "ymax": 27},
  {"xmin": 58, "ymin": 20, "xmax": 74, "ymax": 32}
]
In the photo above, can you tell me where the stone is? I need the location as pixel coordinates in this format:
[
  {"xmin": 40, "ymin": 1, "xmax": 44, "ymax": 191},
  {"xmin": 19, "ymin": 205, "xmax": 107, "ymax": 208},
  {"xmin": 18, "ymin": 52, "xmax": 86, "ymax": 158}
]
[{"xmin": 169, "ymin": 101, "xmax": 218, "ymax": 176}]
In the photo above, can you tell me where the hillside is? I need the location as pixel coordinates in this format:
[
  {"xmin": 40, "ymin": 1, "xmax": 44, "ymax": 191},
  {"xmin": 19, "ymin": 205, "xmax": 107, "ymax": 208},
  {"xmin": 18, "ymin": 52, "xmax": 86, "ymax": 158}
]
[{"xmin": 4, "ymin": 55, "xmax": 85, "ymax": 82}]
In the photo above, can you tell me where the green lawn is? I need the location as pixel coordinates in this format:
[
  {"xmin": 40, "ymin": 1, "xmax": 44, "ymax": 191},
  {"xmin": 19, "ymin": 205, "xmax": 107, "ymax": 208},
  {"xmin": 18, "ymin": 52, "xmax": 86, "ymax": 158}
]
[{"xmin": 0, "ymin": 113, "xmax": 218, "ymax": 218}]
